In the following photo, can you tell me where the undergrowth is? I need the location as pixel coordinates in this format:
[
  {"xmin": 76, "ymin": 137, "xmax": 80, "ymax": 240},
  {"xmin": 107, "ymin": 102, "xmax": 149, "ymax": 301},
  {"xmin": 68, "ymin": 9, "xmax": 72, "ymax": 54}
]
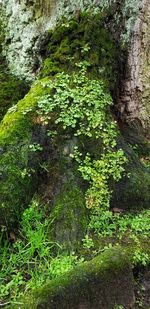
[
  {"xmin": 0, "ymin": 201, "xmax": 150, "ymax": 306},
  {"xmin": 83, "ymin": 208, "xmax": 150, "ymax": 266},
  {"xmin": 0, "ymin": 199, "xmax": 80, "ymax": 306}
]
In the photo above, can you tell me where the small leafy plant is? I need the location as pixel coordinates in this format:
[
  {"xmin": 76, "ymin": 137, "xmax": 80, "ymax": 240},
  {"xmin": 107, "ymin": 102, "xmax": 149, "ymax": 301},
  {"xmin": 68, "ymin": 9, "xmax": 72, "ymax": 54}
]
[
  {"xmin": 37, "ymin": 63, "xmax": 127, "ymax": 210},
  {"xmin": 133, "ymin": 250, "xmax": 149, "ymax": 266},
  {"xmin": 88, "ymin": 208, "xmax": 150, "ymax": 238},
  {"xmin": 29, "ymin": 143, "xmax": 43, "ymax": 152},
  {"xmin": 82, "ymin": 235, "xmax": 94, "ymax": 249},
  {"xmin": 85, "ymin": 208, "xmax": 150, "ymax": 265},
  {"xmin": 113, "ymin": 305, "xmax": 124, "ymax": 309}
]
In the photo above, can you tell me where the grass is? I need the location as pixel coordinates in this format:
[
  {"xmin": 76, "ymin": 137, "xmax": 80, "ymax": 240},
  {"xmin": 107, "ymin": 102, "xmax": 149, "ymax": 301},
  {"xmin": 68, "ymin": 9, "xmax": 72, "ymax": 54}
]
[
  {"xmin": 0, "ymin": 199, "xmax": 80, "ymax": 306},
  {"xmin": 0, "ymin": 199, "xmax": 150, "ymax": 306}
]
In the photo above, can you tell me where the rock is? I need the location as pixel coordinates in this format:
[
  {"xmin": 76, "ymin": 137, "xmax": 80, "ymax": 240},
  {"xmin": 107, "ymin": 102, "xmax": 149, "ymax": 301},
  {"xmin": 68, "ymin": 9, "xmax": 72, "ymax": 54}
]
[{"xmin": 23, "ymin": 247, "xmax": 135, "ymax": 309}]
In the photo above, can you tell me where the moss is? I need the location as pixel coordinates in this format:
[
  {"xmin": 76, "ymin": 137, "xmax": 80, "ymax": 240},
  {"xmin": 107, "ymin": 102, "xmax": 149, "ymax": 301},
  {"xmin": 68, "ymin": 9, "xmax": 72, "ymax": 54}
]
[
  {"xmin": 39, "ymin": 13, "xmax": 119, "ymax": 89},
  {"xmin": 0, "ymin": 63, "xmax": 29, "ymax": 121},
  {"xmin": 41, "ymin": 58, "xmax": 60, "ymax": 76},
  {"xmin": 49, "ymin": 183, "xmax": 87, "ymax": 250},
  {"xmin": 20, "ymin": 247, "xmax": 134, "ymax": 309},
  {"xmin": 0, "ymin": 77, "xmax": 51, "ymax": 230},
  {"xmin": 0, "ymin": 76, "xmax": 53, "ymax": 142}
]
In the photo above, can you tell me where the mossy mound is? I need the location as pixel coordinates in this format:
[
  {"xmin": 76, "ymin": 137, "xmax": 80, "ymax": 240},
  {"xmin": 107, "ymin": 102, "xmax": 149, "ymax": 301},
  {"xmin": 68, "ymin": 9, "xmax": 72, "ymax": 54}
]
[
  {"xmin": 0, "ymin": 78, "xmax": 51, "ymax": 230},
  {"xmin": 20, "ymin": 247, "xmax": 134, "ymax": 309},
  {"xmin": 39, "ymin": 12, "xmax": 119, "ymax": 90}
]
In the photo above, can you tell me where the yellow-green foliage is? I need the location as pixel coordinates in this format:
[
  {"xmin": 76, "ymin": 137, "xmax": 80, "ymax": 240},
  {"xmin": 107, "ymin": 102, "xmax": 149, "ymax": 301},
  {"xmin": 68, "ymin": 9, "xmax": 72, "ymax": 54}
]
[{"xmin": 36, "ymin": 69, "xmax": 127, "ymax": 210}]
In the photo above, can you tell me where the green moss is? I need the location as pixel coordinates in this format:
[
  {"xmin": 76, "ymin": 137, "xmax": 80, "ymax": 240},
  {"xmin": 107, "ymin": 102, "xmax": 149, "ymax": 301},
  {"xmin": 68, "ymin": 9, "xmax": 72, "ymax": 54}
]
[
  {"xmin": 0, "ymin": 64, "xmax": 29, "ymax": 121},
  {"xmin": 41, "ymin": 58, "xmax": 60, "ymax": 76},
  {"xmin": 49, "ymin": 183, "xmax": 87, "ymax": 250},
  {"xmin": 0, "ymin": 80, "xmax": 43, "ymax": 142},
  {"xmin": 0, "ymin": 78, "xmax": 51, "ymax": 230},
  {"xmin": 20, "ymin": 247, "xmax": 134, "ymax": 309},
  {"xmin": 39, "ymin": 13, "xmax": 119, "ymax": 89}
]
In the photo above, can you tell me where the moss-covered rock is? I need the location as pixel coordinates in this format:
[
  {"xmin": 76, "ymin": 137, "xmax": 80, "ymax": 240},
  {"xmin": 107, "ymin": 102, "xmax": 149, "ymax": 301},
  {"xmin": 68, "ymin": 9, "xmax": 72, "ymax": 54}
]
[{"xmin": 21, "ymin": 247, "xmax": 135, "ymax": 309}]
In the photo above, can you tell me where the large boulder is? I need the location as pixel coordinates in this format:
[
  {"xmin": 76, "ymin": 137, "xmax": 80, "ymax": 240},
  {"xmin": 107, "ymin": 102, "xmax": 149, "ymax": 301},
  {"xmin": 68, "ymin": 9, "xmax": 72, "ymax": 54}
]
[{"xmin": 22, "ymin": 248, "xmax": 135, "ymax": 309}]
